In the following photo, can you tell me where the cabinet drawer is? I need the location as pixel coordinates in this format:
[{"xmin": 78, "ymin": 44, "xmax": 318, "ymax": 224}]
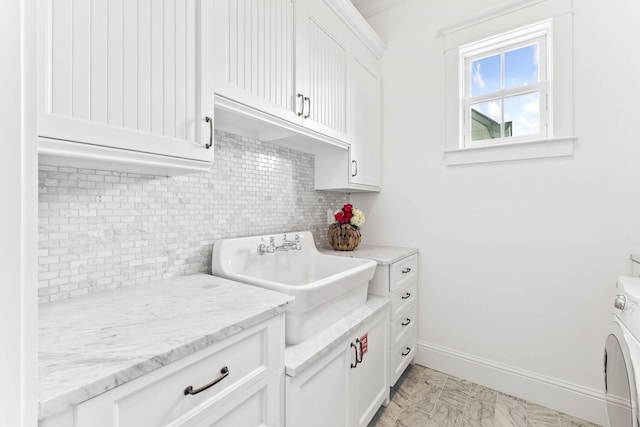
[
  {"xmin": 390, "ymin": 328, "xmax": 417, "ymax": 387},
  {"xmin": 186, "ymin": 370, "xmax": 282, "ymax": 427},
  {"xmin": 391, "ymin": 280, "xmax": 417, "ymax": 319},
  {"xmin": 391, "ymin": 303, "xmax": 417, "ymax": 349},
  {"xmin": 76, "ymin": 316, "xmax": 283, "ymax": 427},
  {"xmin": 390, "ymin": 254, "xmax": 417, "ymax": 291}
]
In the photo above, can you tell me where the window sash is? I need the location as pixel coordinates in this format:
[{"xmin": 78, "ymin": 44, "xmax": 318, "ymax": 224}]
[{"xmin": 459, "ymin": 22, "xmax": 551, "ymax": 148}]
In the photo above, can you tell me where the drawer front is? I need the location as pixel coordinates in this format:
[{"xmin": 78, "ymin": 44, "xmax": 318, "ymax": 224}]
[
  {"xmin": 185, "ymin": 371, "xmax": 282, "ymax": 427},
  {"xmin": 390, "ymin": 254, "xmax": 417, "ymax": 291},
  {"xmin": 391, "ymin": 280, "xmax": 417, "ymax": 319},
  {"xmin": 390, "ymin": 328, "xmax": 417, "ymax": 387},
  {"xmin": 76, "ymin": 316, "xmax": 284, "ymax": 427},
  {"xmin": 391, "ymin": 303, "xmax": 417, "ymax": 349}
]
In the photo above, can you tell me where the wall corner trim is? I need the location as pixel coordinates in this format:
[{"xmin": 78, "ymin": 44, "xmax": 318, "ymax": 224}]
[{"xmin": 415, "ymin": 340, "xmax": 606, "ymax": 425}]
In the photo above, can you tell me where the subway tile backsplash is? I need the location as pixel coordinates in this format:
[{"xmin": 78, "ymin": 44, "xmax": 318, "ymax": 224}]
[{"xmin": 38, "ymin": 131, "xmax": 349, "ymax": 304}]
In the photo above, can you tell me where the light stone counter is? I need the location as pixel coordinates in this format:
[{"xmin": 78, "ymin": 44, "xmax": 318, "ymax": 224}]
[
  {"xmin": 39, "ymin": 274, "xmax": 293, "ymax": 420},
  {"xmin": 284, "ymin": 296, "xmax": 389, "ymax": 377},
  {"xmin": 319, "ymin": 243, "xmax": 418, "ymax": 265}
]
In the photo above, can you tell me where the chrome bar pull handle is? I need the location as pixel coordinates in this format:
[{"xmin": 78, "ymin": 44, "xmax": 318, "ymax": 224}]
[
  {"xmin": 297, "ymin": 93, "xmax": 304, "ymax": 117},
  {"xmin": 204, "ymin": 116, "xmax": 213, "ymax": 149},
  {"xmin": 401, "ymin": 347, "xmax": 411, "ymax": 357},
  {"xmin": 184, "ymin": 366, "xmax": 229, "ymax": 396},
  {"xmin": 402, "ymin": 268, "xmax": 411, "ymax": 274},
  {"xmin": 350, "ymin": 342, "xmax": 359, "ymax": 368},
  {"xmin": 304, "ymin": 97, "xmax": 310, "ymax": 119},
  {"xmin": 401, "ymin": 318, "xmax": 411, "ymax": 326},
  {"xmin": 351, "ymin": 160, "xmax": 358, "ymax": 177},
  {"xmin": 401, "ymin": 292, "xmax": 411, "ymax": 300}
]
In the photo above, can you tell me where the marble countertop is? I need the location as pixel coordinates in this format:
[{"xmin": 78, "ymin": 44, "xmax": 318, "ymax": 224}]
[
  {"xmin": 284, "ymin": 296, "xmax": 389, "ymax": 377},
  {"xmin": 39, "ymin": 274, "xmax": 293, "ymax": 420},
  {"xmin": 319, "ymin": 244, "xmax": 418, "ymax": 265}
]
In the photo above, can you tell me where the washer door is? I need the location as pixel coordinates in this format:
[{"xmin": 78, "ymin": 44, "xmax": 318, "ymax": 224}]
[{"xmin": 605, "ymin": 325, "xmax": 638, "ymax": 427}]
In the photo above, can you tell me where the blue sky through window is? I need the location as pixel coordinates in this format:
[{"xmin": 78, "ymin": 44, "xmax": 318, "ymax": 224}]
[{"xmin": 470, "ymin": 44, "xmax": 540, "ymax": 139}]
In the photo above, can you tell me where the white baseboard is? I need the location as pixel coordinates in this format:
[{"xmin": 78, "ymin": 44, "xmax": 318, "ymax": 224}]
[{"xmin": 415, "ymin": 340, "xmax": 607, "ymax": 426}]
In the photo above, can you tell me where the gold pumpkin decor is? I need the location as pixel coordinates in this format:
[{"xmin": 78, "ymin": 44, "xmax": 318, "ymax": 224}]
[{"xmin": 327, "ymin": 203, "xmax": 365, "ymax": 251}]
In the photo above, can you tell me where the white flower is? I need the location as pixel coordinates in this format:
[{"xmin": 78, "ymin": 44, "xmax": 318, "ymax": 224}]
[{"xmin": 349, "ymin": 208, "xmax": 365, "ymax": 227}]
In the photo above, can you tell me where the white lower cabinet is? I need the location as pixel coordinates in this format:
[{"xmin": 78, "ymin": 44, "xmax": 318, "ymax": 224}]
[
  {"xmin": 369, "ymin": 253, "xmax": 419, "ymax": 386},
  {"xmin": 285, "ymin": 309, "xmax": 389, "ymax": 427},
  {"xmin": 41, "ymin": 315, "xmax": 285, "ymax": 427}
]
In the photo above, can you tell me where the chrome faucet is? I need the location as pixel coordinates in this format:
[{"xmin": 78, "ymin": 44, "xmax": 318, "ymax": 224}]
[
  {"xmin": 257, "ymin": 234, "xmax": 301, "ymax": 255},
  {"xmin": 276, "ymin": 234, "xmax": 301, "ymax": 251},
  {"xmin": 257, "ymin": 236, "xmax": 276, "ymax": 255}
]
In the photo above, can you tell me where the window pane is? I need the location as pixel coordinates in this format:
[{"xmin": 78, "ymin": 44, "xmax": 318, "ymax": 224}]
[
  {"xmin": 504, "ymin": 44, "xmax": 539, "ymax": 89},
  {"xmin": 504, "ymin": 92, "xmax": 540, "ymax": 138},
  {"xmin": 470, "ymin": 100, "xmax": 502, "ymax": 141},
  {"xmin": 470, "ymin": 54, "xmax": 500, "ymax": 96}
]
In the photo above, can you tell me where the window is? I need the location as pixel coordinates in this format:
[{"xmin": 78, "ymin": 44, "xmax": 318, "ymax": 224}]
[
  {"xmin": 460, "ymin": 21, "xmax": 550, "ymax": 148},
  {"xmin": 440, "ymin": 0, "xmax": 575, "ymax": 166}
]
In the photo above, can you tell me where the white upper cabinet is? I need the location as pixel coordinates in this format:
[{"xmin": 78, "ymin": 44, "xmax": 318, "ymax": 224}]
[
  {"xmin": 348, "ymin": 44, "xmax": 381, "ymax": 188},
  {"xmin": 314, "ymin": 1, "xmax": 384, "ymax": 192},
  {"xmin": 297, "ymin": 0, "xmax": 351, "ymax": 143},
  {"xmin": 213, "ymin": 0, "xmax": 354, "ymax": 146},
  {"xmin": 213, "ymin": 0, "xmax": 385, "ymax": 191},
  {"xmin": 38, "ymin": 0, "xmax": 215, "ymax": 174},
  {"xmin": 212, "ymin": 0, "xmax": 299, "ymax": 126}
]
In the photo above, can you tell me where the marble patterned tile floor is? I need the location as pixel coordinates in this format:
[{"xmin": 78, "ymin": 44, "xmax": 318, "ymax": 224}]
[{"xmin": 368, "ymin": 364, "xmax": 601, "ymax": 427}]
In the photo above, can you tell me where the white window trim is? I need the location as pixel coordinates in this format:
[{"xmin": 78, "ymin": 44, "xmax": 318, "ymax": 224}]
[{"xmin": 441, "ymin": 0, "xmax": 576, "ymax": 166}]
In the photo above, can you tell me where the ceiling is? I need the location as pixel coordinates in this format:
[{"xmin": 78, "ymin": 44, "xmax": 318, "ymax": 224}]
[{"xmin": 349, "ymin": 0, "xmax": 406, "ymax": 18}]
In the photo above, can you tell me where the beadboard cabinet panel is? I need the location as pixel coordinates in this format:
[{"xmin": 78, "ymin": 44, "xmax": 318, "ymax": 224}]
[
  {"xmin": 299, "ymin": 0, "xmax": 350, "ymax": 142},
  {"xmin": 213, "ymin": 0, "xmax": 300, "ymax": 125},
  {"xmin": 39, "ymin": 0, "xmax": 214, "ymax": 165}
]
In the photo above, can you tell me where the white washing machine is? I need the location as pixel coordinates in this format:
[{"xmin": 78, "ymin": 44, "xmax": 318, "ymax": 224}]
[{"xmin": 605, "ymin": 276, "xmax": 640, "ymax": 427}]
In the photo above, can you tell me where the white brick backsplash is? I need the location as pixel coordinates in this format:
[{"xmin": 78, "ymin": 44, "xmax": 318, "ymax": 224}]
[{"xmin": 38, "ymin": 131, "xmax": 349, "ymax": 303}]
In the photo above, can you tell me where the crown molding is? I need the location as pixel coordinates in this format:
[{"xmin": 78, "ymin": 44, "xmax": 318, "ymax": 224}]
[
  {"xmin": 326, "ymin": 0, "xmax": 386, "ymax": 58},
  {"xmin": 437, "ymin": 0, "xmax": 548, "ymax": 37}
]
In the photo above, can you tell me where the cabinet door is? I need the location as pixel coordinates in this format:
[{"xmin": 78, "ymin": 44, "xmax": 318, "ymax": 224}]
[
  {"xmin": 350, "ymin": 47, "xmax": 381, "ymax": 187},
  {"xmin": 297, "ymin": 0, "xmax": 350, "ymax": 142},
  {"xmin": 285, "ymin": 345, "xmax": 350, "ymax": 427},
  {"xmin": 38, "ymin": 0, "xmax": 214, "ymax": 162},
  {"xmin": 349, "ymin": 312, "xmax": 389, "ymax": 427},
  {"xmin": 189, "ymin": 371, "xmax": 283, "ymax": 427},
  {"xmin": 212, "ymin": 0, "xmax": 300, "ymax": 125}
]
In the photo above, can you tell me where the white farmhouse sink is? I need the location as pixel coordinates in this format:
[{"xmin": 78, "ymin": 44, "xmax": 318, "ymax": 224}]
[{"xmin": 211, "ymin": 231, "xmax": 376, "ymax": 345}]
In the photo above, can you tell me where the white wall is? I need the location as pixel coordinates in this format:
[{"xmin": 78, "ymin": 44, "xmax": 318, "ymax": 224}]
[{"xmin": 352, "ymin": 0, "xmax": 640, "ymax": 423}]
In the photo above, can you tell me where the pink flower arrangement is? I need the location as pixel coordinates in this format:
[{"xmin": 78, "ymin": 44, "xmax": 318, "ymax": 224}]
[{"xmin": 332, "ymin": 203, "xmax": 365, "ymax": 228}]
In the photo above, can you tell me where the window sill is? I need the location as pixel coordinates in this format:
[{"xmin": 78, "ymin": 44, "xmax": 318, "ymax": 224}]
[{"xmin": 444, "ymin": 136, "xmax": 576, "ymax": 166}]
